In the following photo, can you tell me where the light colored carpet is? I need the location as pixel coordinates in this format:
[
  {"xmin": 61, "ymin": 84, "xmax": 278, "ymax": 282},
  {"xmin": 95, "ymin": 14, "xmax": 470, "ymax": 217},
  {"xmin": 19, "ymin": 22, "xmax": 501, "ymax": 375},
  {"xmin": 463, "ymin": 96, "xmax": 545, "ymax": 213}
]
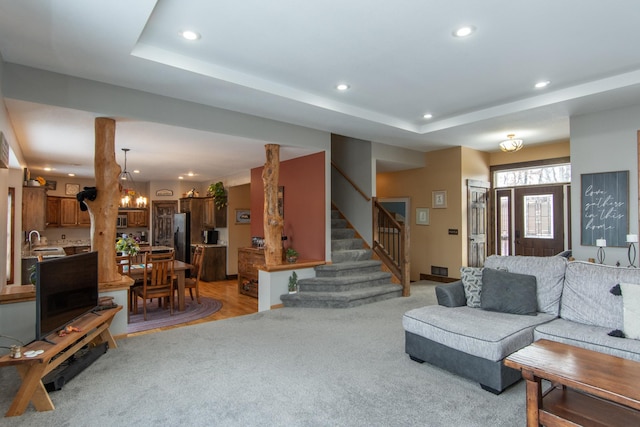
[
  {"xmin": 0, "ymin": 282, "xmax": 525, "ymax": 426},
  {"xmin": 127, "ymin": 296, "xmax": 223, "ymax": 334}
]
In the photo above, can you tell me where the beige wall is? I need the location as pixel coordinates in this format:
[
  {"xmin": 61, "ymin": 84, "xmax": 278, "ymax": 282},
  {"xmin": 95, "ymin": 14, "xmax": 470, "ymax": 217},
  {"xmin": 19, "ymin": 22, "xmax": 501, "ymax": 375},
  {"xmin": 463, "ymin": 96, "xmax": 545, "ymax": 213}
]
[
  {"xmin": 378, "ymin": 147, "xmax": 464, "ymax": 281},
  {"xmin": 378, "ymin": 141, "xmax": 568, "ymax": 281},
  {"xmin": 490, "ymin": 140, "xmax": 569, "ymax": 165}
]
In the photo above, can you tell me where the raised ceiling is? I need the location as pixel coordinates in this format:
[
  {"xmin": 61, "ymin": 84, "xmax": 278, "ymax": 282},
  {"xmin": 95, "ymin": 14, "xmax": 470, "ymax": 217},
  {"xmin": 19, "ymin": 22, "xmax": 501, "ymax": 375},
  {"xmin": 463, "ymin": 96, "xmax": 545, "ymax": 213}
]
[{"xmin": 1, "ymin": 0, "xmax": 640, "ymax": 180}]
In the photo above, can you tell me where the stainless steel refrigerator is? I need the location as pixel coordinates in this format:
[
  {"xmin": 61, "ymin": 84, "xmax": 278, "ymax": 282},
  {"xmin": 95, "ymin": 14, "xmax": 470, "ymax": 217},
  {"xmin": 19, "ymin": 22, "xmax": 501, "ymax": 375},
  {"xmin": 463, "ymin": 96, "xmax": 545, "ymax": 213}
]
[{"xmin": 173, "ymin": 212, "xmax": 190, "ymax": 264}]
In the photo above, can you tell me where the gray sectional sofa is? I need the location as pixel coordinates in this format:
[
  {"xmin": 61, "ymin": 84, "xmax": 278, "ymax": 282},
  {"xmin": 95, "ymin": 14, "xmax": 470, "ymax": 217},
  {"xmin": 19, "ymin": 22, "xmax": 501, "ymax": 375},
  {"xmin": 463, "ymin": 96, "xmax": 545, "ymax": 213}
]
[{"xmin": 402, "ymin": 255, "xmax": 640, "ymax": 393}]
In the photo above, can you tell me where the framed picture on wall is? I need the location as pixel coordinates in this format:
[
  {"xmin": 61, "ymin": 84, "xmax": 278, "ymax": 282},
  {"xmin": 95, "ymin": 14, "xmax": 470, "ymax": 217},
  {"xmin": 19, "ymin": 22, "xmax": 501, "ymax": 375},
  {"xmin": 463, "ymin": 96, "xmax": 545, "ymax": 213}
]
[
  {"xmin": 432, "ymin": 190, "xmax": 447, "ymax": 209},
  {"xmin": 235, "ymin": 209, "xmax": 251, "ymax": 224},
  {"xmin": 416, "ymin": 208, "xmax": 430, "ymax": 225}
]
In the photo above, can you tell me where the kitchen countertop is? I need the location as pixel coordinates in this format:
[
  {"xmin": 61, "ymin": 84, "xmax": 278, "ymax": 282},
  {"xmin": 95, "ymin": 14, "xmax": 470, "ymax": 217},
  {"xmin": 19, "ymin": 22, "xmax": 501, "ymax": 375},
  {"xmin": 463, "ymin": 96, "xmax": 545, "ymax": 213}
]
[{"xmin": 191, "ymin": 243, "xmax": 227, "ymax": 247}]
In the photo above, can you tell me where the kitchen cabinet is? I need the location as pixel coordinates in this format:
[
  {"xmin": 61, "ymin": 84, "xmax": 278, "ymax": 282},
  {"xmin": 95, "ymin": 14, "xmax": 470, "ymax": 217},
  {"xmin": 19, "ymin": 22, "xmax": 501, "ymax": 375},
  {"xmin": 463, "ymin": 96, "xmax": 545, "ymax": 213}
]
[
  {"xmin": 22, "ymin": 186, "xmax": 47, "ymax": 231},
  {"xmin": 63, "ymin": 245, "xmax": 91, "ymax": 256},
  {"xmin": 237, "ymin": 247, "xmax": 264, "ymax": 298},
  {"xmin": 126, "ymin": 209, "xmax": 148, "ymax": 227},
  {"xmin": 203, "ymin": 197, "xmax": 227, "ymax": 228},
  {"xmin": 46, "ymin": 196, "xmax": 61, "ymax": 227},
  {"xmin": 199, "ymin": 245, "xmax": 227, "ymax": 281},
  {"xmin": 180, "ymin": 197, "xmax": 204, "ymax": 243},
  {"xmin": 46, "ymin": 197, "xmax": 91, "ymax": 228}
]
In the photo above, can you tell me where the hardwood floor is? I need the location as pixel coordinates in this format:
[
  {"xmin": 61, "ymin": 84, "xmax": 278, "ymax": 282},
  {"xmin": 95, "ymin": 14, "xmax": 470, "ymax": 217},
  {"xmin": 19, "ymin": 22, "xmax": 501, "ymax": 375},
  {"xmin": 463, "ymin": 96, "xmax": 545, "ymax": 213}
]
[{"xmin": 126, "ymin": 278, "xmax": 258, "ymax": 338}]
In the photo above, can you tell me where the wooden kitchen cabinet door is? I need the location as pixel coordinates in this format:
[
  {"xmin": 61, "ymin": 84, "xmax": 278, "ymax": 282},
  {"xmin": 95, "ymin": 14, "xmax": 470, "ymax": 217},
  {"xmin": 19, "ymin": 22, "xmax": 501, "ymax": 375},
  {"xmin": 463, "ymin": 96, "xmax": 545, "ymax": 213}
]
[
  {"xmin": 46, "ymin": 196, "xmax": 61, "ymax": 228},
  {"xmin": 22, "ymin": 187, "xmax": 47, "ymax": 231},
  {"xmin": 60, "ymin": 198, "xmax": 79, "ymax": 226}
]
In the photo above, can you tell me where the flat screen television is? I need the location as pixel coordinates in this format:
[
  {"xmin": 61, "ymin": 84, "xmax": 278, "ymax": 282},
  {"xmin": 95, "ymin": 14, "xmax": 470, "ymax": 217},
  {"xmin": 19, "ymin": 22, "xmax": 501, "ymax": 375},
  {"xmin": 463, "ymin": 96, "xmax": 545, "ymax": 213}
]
[{"xmin": 36, "ymin": 251, "xmax": 99, "ymax": 341}]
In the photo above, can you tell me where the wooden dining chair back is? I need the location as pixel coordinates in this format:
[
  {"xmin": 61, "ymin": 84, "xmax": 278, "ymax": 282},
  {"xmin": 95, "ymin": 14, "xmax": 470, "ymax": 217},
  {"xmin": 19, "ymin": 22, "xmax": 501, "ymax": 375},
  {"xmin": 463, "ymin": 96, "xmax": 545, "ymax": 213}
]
[
  {"xmin": 185, "ymin": 245, "xmax": 205, "ymax": 303},
  {"xmin": 116, "ymin": 254, "xmax": 131, "ymax": 276},
  {"xmin": 133, "ymin": 251, "xmax": 176, "ymax": 320}
]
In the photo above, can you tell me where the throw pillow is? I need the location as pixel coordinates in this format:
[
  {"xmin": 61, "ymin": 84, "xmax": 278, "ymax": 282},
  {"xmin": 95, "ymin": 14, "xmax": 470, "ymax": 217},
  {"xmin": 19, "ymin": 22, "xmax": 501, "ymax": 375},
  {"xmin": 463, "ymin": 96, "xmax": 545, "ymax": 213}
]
[
  {"xmin": 460, "ymin": 266, "xmax": 483, "ymax": 308},
  {"xmin": 609, "ymin": 283, "xmax": 640, "ymax": 340},
  {"xmin": 480, "ymin": 268, "xmax": 538, "ymax": 315}
]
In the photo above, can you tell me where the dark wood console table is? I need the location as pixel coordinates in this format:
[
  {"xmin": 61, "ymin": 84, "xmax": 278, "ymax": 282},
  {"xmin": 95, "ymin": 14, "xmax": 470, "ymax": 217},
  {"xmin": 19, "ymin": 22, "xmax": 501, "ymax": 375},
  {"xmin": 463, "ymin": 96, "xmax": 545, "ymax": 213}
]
[
  {"xmin": 0, "ymin": 306, "xmax": 121, "ymax": 417},
  {"xmin": 505, "ymin": 339, "xmax": 640, "ymax": 426}
]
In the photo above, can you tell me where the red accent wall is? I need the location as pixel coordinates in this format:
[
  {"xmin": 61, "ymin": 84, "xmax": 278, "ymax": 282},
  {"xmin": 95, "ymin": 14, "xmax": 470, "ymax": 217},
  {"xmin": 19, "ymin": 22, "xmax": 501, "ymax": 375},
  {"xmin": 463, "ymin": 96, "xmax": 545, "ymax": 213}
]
[{"xmin": 250, "ymin": 152, "xmax": 325, "ymax": 260}]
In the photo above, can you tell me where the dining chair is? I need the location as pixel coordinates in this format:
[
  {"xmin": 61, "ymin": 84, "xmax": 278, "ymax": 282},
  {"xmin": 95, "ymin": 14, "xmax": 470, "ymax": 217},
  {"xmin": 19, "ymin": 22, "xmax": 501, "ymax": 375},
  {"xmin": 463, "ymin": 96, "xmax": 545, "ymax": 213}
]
[
  {"xmin": 116, "ymin": 254, "xmax": 133, "ymax": 320},
  {"xmin": 184, "ymin": 245, "xmax": 205, "ymax": 303},
  {"xmin": 133, "ymin": 251, "xmax": 176, "ymax": 320}
]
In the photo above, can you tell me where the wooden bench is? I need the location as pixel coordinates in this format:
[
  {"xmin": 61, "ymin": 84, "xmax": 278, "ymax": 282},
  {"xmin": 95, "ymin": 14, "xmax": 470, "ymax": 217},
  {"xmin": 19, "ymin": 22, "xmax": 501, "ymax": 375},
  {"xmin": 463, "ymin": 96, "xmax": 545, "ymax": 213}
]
[{"xmin": 0, "ymin": 306, "xmax": 121, "ymax": 417}]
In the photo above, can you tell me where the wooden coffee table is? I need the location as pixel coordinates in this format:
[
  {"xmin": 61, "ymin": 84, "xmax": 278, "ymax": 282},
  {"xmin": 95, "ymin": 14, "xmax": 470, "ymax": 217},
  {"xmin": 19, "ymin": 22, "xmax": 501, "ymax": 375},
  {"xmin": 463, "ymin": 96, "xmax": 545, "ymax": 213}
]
[{"xmin": 505, "ymin": 339, "xmax": 640, "ymax": 426}]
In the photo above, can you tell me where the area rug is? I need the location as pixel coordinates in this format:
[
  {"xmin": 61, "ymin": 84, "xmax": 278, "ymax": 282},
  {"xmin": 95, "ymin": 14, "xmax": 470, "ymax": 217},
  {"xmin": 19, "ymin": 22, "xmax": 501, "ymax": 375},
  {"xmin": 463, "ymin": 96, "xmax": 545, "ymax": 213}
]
[{"xmin": 127, "ymin": 297, "xmax": 223, "ymax": 334}]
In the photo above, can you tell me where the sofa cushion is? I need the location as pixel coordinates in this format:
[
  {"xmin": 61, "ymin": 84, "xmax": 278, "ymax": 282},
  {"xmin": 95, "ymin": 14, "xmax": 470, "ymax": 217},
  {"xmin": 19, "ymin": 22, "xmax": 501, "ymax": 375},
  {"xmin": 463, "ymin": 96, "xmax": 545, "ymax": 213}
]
[
  {"xmin": 561, "ymin": 261, "xmax": 640, "ymax": 330},
  {"xmin": 534, "ymin": 318, "xmax": 640, "ymax": 362},
  {"xmin": 484, "ymin": 255, "xmax": 566, "ymax": 316},
  {"xmin": 481, "ymin": 268, "xmax": 537, "ymax": 315},
  {"xmin": 403, "ymin": 305, "xmax": 555, "ymax": 362},
  {"xmin": 620, "ymin": 283, "xmax": 640, "ymax": 339},
  {"xmin": 460, "ymin": 267, "xmax": 483, "ymax": 307}
]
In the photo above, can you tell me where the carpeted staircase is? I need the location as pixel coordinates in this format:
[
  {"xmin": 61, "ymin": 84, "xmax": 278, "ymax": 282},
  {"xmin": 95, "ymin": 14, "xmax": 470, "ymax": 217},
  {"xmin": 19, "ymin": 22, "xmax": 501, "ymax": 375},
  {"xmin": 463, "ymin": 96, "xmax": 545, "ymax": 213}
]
[{"xmin": 281, "ymin": 210, "xmax": 403, "ymax": 308}]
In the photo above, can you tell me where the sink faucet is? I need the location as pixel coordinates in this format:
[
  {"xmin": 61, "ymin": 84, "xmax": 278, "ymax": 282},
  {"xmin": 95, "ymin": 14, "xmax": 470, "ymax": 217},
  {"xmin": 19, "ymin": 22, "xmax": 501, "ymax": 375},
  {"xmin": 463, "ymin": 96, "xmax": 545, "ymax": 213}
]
[{"xmin": 28, "ymin": 230, "xmax": 41, "ymax": 252}]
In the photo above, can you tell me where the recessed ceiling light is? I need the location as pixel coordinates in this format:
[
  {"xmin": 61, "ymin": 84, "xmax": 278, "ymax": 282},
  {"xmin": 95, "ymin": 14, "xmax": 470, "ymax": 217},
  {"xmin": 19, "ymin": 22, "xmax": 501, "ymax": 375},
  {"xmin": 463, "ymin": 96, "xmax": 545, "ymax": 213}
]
[
  {"xmin": 336, "ymin": 83, "xmax": 350, "ymax": 91},
  {"xmin": 178, "ymin": 176, "xmax": 184, "ymax": 180},
  {"xmin": 133, "ymin": 169, "xmax": 140, "ymax": 174},
  {"xmin": 534, "ymin": 80, "xmax": 551, "ymax": 89},
  {"xmin": 187, "ymin": 172, "xmax": 195, "ymax": 177},
  {"xmin": 180, "ymin": 30, "xmax": 201, "ymax": 41},
  {"xmin": 453, "ymin": 26, "xmax": 476, "ymax": 38},
  {"xmin": 423, "ymin": 113, "xmax": 433, "ymax": 119},
  {"xmin": 44, "ymin": 167, "xmax": 52, "ymax": 171},
  {"xmin": 68, "ymin": 173, "xmax": 75, "ymax": 177}
]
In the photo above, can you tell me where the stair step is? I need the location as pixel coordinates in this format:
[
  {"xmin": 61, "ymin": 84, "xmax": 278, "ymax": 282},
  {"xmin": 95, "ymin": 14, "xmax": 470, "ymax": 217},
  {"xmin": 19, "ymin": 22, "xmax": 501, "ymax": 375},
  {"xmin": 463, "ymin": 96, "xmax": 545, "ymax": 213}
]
[
  {"xmin": 332, "ymin": 249, "xmax": 373, "ymax": 263},
  {"xmin": 331, "ymin": 228, "xmax": 355, "ymax": 239},
  {"xmin": 331, "ymin": 218, "xmax": 347, "ymax": 228},
  {"xmin": 281, "ymin": 284, "xmax": 403, "ymax": 308},
  {"xmin": 299, "ymin": 272, "xmax": 392, "ymax": 292},
  {"xmin": 331, "ymin": 210, "xmax": 341, "ymax": 219},
  {"xmin": 315, "ymin": 260, "xmax": 384, "ymax": 277},
  {"xmin": 331, "ymin": 238, "xmax": 363, "ymax": 251}
]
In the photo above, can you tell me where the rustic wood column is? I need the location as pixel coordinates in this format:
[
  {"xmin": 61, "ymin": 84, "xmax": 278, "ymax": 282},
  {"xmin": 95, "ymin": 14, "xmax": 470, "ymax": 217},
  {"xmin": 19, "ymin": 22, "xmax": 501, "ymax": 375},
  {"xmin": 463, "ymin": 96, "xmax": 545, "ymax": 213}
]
[
  {"xmin": 84, "ymin": 117, "xmax": 121, "ymax": 283},
  {"xmin": 262, "ymin": 144, "xmax": 284, "ymax": 266}
]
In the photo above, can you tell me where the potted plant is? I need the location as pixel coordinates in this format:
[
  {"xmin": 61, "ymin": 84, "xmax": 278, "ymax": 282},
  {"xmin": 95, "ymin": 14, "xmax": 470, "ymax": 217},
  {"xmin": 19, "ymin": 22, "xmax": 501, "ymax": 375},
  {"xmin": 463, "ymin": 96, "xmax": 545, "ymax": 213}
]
[
  {"xmin": 115, "ymin": 236, "xmax": 140, "ymax": 256},
  {"xmin": 286, "ymin": 247, "xmax": 298, "ymax": 263},
  {"xmin": 288, "ymin": 271, "xmax": 298, "ymax": 294},
  {"xmin": 208, "ymin": 181, "xmax": 228, "ymax": 210}
]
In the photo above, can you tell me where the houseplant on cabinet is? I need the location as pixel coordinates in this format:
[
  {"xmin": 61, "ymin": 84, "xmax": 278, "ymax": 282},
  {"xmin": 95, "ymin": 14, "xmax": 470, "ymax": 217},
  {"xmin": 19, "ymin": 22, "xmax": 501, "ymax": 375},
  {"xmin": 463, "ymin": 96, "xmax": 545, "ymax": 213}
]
[{"xmin": 207, "ymin": 181, "xmax": 228, "ymax": 210}]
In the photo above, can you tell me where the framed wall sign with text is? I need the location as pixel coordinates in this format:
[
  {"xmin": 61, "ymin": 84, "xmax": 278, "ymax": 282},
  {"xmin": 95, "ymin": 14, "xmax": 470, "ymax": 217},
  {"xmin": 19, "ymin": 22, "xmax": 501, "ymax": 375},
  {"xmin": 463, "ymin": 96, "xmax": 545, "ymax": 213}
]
[{"xmin": 580, "ymin": 170, "xmax": 628, "ymax": 247}]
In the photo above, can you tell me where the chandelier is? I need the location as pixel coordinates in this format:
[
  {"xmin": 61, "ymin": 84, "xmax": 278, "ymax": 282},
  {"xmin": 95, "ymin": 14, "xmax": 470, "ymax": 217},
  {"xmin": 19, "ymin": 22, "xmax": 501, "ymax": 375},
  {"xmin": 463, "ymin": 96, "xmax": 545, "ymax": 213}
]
[
  {"xmin": 499, "ymin": 134, "xmax": 524, "ymax": 153},
  {"xmin": 119, "ymin": 148, "xmax": 147, "ymax": 209}
]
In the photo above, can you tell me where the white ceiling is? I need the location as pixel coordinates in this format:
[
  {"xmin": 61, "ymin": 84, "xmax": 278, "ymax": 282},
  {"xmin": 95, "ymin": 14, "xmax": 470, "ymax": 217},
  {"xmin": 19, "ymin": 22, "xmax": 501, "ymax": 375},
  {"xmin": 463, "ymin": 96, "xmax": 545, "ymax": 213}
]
[{"xmin": 1, "ymin": 0, "xmax": 640, "ymax": 181}]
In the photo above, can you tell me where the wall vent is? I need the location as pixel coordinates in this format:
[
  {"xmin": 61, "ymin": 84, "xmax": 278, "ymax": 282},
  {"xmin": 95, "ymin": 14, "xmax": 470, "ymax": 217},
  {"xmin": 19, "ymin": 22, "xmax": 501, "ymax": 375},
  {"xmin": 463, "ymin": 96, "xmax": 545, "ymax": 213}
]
[{"xmin": 430, "ymin": 266, "xmax": 449, "ymax": 277}]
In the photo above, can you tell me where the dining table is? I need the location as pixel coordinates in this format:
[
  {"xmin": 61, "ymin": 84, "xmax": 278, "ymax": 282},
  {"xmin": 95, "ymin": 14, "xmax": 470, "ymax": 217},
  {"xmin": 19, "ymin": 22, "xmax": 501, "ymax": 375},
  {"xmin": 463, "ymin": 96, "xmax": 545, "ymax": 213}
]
[{"xmin": 128, "ymin": 259, "xmax": 193, "ymax": 312}]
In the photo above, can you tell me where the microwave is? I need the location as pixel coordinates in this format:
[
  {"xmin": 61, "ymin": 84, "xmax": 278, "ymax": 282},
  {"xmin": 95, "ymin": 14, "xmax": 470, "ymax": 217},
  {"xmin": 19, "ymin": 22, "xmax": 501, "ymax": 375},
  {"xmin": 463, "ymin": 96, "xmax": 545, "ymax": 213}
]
[{"xmin": 116, "ymin": 214, "xmax": 128, "ymax": 228}]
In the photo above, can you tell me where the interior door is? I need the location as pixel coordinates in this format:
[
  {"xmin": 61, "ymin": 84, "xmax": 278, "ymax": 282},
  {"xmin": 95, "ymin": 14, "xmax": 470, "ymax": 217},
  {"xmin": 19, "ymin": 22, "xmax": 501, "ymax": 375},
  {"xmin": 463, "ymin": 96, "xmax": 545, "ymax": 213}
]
[
  {"xmin": 153, "ymin": 201, "xmax": 178, "ymax": 247},
  {"xmin": 514, "ymin": 186, "xmax": 564, "ymax": 256},
  {"xmin": 468, "ymin": 180, "xmax": 490, "ymax": 267}
]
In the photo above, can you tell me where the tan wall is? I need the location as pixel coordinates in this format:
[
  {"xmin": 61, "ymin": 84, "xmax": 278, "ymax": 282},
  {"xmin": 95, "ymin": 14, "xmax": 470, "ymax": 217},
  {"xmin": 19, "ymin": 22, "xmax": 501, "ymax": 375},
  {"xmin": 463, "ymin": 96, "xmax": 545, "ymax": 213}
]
[
  {"xmin": 490, "ymin": 140, "xmax": 569, "ymax": 166},
  {"xmin": 227, "ymin": 184, "xmax": 251, "ymax": 275},
  {"xmin": 377, "ymin": 147, "xmax": 463, "ymax": 281},
  {"xmin": 378, "ymin": 142, "xmax": 567, "ymax": 281}
]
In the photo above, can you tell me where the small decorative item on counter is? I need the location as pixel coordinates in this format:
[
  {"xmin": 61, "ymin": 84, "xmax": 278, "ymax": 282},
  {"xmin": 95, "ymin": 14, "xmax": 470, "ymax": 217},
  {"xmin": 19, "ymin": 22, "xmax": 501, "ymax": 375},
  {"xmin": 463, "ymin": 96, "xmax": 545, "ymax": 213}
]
[
  {"xmin": 286, "ymin": 247, "xmax": 298, "ymax": 263},
  {"xmin": 288, "ymin": 271, "xmax": 298, "ymax": 294},
  {"xmin": 10, "ymin": 345, "xmax": 21, "ymax": 359},
  {"xmin": 57, "ymin": 325, "xmax": 81, "ymax": 337},
  {"xmin": 115, "ymin": 236, "xmax": 140, "ymax": 256}
]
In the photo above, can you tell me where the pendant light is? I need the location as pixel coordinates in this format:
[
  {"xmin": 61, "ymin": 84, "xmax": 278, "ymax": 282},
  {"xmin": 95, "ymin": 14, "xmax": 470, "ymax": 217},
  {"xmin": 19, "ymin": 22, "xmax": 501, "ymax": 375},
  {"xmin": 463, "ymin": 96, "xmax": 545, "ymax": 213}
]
[{"xmin": 119, "ymin": 148, "xmax": 147, "ymax": 209}]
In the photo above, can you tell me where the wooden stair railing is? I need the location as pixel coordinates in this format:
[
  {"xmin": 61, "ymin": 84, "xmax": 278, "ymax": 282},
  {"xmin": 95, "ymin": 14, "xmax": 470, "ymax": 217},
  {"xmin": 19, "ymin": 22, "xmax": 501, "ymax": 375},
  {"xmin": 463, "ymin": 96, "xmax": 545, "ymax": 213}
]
[
  {"xmin": 331, "ymin": 161, "xmax": 410, "ymax": 296},
  {"xmin": 372, "ymin": 198, "xmax": 410, "ymax": 296}
]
